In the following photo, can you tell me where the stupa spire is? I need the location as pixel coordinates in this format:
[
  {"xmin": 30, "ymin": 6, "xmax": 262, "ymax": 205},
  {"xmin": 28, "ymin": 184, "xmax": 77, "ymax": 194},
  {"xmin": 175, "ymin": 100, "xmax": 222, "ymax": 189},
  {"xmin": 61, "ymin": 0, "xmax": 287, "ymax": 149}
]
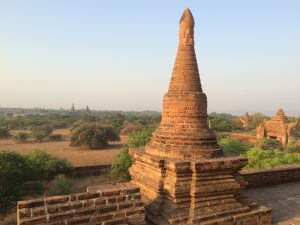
[
  {"xmin": 145, "ymin": 9, "xmax": 221, "ymax": 159},
  {"xmin": 168, "ymin": 8, "xmax": 202, "ymax": 92}
]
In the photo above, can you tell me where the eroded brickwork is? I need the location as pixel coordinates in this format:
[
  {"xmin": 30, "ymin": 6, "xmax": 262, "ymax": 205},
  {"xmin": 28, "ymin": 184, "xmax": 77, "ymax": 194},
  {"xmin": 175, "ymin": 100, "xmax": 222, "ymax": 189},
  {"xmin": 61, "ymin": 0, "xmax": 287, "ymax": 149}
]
[
  {"xmin": 129, "ymin": 8, "xmax": 272, "ymax": 225},
  {"xmin": 256, "ymin": 109, "xmax": 299, "ymax": 145},
  {"xmin": 17, "ymin": 182, "xmax": 145, "ymax": 225}
]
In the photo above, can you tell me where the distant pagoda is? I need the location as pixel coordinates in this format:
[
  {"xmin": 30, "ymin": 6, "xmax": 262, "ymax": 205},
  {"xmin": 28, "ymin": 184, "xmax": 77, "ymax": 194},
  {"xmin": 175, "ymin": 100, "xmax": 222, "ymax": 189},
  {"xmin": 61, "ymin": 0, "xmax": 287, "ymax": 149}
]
[
  {"xmin": 85, "ymin": 105, "xmax": 91, "ymax": 113},
  {"xmin": 129, "ymin": 8, "xmax": 272, "ymax": 225},
  {"xmin": 71, "ymin": 103, "xmax": 75, "ymax": 112}
]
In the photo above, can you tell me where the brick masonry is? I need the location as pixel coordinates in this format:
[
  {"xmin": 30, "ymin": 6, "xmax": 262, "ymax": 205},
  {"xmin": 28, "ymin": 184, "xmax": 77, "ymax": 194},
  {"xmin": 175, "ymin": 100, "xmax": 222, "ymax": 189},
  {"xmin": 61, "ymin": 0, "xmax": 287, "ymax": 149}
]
[
  {"xmin": 17, "ymin": 182, "xmax": 145, "ymax": 225},
  {"xmin": 241, "ymin": 166, "xmax": 300, "ymax": 188},
  {"xmin": 129, "ymin": 9, "xmax": 272, "ymax": 225}
]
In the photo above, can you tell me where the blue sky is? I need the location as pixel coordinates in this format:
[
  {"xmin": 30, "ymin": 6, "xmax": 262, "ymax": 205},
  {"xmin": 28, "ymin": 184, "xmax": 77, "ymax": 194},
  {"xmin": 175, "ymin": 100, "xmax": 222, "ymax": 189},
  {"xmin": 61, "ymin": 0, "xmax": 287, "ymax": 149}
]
[{"xmin": 1, "ymin": 1, "xmax": 299, "ymax": 115}]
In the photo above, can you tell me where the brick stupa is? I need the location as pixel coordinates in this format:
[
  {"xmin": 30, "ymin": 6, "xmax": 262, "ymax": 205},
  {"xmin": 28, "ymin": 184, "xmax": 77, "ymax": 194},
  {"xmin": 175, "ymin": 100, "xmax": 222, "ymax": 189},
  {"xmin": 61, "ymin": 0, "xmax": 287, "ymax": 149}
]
[{"xmin": 129, "ymin": 9, "xmax": 272, "ymax": 225}]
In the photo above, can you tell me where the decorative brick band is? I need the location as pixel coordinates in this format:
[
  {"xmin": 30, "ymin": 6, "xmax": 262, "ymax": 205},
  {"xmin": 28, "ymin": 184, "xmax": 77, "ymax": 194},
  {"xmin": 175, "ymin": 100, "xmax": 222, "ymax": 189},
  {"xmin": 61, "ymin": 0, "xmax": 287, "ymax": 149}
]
[{"xmin": 17, "ymin": 182, "xmax": 145, "ymax": 225}]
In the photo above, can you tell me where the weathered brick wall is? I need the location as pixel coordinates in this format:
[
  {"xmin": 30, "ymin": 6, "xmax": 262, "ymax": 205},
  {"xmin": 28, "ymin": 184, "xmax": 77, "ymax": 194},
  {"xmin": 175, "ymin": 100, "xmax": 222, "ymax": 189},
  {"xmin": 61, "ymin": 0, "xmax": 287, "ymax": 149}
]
[
  {"xmin": 17, "ymin": 182, "xmax": 145, "ymax": 225},
  {"xmin": 241, "ymin": 166, "xmax": 300, "ymax": 188}
]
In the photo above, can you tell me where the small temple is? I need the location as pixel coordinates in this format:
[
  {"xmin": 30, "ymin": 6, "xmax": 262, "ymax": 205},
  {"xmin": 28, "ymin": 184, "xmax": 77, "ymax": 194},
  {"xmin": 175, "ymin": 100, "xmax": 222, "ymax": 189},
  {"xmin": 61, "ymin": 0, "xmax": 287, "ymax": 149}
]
[
  {"xmin": 256, "ymin": 109, "xmax": 299, "ymax": 145},
  {"xmin": 240, "ymin": 112, "xmax": 250, "ymax": 131},
  {"xmin": 129, "ymin": 8, "xmax": 272, "ymax": 225}
]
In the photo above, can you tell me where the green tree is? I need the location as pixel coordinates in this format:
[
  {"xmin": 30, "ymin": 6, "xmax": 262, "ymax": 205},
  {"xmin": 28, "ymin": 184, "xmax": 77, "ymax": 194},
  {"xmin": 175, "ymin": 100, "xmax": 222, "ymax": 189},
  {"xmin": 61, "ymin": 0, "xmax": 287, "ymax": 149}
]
[
  {"xmin": 245, "ymin": 148, "xmax": 300, "ymax": 169},
  {"xmin": 13, "ymin": 132, "xmax": 29, "ymax": 143},
  {"xmin": 0, "ymin": 127, "xmax": 10, "ymax": 138},
  {"xmin": 111, "ymin": 127, "xmax": 155, "ymax": 180},
  {"xmin": 128, "ymin": 127, "xmax": 156, "ymax": 148},
  {"xmin": 31, "ymin": 124, "xmax": 53, "ymax": 142},
  {"xmin": 0, "ymin": 152, "xmax": 43, "ymax": 214},
  {"xmin": 208, "ymin": 113, "xmax": 242, "ymax": 132},
  {"xmin": 27, "ymin": 149, "xmax": 73, "ymax": 179},
  {"xmin": 49, "ymin": 174, "xmax": 74, "ymax": 195},
  {"xmin": 70, "ymin": 124, "xmax": 120, "ymax": 149},
  {"xmin": 248, "ymin": 113, "xmax": 269, "ymax": 130},
  {"xmin": 254, "ymin": 138, "xmax": 280, "ymax": 150},
  {"xmin": 219, "ymin": 138, "xmax": 250, "ymax": 155},
  {"xmin": 111, "ymin": 145, "xmax": 133, "ymax": 180}
]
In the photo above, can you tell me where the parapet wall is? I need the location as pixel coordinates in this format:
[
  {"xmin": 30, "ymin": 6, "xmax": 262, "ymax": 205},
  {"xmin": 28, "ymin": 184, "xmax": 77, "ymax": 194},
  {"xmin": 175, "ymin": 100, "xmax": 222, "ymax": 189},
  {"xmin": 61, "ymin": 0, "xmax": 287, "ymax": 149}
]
[
  {"xmin": 17, "ymin": 182, "xmax": 145, "ymax": 225},
  {"xmin": 241, "ymin": 166, "xmax": 300, "ymax": 188}
]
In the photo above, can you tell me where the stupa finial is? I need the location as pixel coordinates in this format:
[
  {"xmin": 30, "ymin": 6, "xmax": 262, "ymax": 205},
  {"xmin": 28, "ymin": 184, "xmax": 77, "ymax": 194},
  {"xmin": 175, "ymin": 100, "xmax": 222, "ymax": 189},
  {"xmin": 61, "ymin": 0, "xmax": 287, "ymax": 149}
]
[{"xmin": 179, "ymin": 8, "xmax": 195, "ymax": 46}]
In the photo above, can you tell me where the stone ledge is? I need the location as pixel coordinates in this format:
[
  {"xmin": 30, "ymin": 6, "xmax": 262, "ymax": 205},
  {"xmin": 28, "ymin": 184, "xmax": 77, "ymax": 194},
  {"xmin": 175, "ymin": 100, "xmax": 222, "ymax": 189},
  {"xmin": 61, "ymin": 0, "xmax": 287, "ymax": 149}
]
[{"xmin": 17, "ymin": 182, "xmax": 145, "ymax": 225}]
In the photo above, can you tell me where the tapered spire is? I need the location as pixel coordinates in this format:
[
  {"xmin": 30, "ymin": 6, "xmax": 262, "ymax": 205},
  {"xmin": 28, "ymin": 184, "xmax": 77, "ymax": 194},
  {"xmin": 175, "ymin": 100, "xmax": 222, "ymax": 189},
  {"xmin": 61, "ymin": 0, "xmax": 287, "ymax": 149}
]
[
  {"xmin": 168, "ymin": 8, "xmax": 202, "ymax": 92},
  {"xmin": 145, "ymin": 9, "xmax": 222, "ymax": 159}
]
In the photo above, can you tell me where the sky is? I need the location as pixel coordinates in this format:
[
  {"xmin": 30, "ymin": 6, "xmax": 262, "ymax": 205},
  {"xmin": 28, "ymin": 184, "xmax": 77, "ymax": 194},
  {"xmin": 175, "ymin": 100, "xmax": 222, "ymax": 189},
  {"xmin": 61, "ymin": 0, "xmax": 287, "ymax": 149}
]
[{"xmin": 0, "ymin": 1, "xmax": 299, "ymax": 115}]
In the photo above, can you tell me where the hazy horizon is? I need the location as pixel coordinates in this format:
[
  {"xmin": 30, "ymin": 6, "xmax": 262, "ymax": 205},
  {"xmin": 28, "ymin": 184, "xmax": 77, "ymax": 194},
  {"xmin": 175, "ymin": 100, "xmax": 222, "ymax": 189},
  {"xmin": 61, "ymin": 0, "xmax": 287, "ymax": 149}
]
[{"xmin": 1, "ymin": 1, "xmax": 300, "ymax": 115}]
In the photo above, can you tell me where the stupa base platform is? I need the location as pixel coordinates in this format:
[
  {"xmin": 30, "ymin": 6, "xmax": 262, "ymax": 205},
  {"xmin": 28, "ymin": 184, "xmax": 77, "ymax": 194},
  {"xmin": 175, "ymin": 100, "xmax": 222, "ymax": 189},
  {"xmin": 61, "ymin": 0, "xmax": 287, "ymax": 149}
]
[{"xmin": 129, "ymin": 148, "xmax": 272, "ymax": 225}]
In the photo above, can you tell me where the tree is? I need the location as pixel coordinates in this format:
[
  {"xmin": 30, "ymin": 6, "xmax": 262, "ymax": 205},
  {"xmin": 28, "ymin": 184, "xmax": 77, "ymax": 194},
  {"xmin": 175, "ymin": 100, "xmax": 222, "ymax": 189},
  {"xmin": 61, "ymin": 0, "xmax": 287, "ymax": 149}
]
[
  {"xmin": 70, "ymin": 124, "xmax": 120, "ymax": 149},
  {"xmin": 254, "ymin": 138, "xmax": 280, "ymax": 150},
  {"xmin": 218, "ymin": 138, "xmax": 250, "ymax": 155},
  {"xmin": 248, "ymin": 113, "xmax": 269, "ymax": 130},
  {"xmin": 13, "ymin": 132, "xmax": 29, "ymax": 143},
  {"xmin": 0, "ymin": 127, "xmax": 9, "ymax": 138},
  {"xmin": 111, "ymin": 127, "xmax": 155, "ymax": 180},
  {"xmin": 0, "ymin": 152, "xmax": 43, "ymax": 214},
  {"xmin": 27, "ymin": 149, "xmax": 73, "ymax": 179},
  {"xmin": 31, "ymin": 124, "xmax": 53, "ymax": 142}
]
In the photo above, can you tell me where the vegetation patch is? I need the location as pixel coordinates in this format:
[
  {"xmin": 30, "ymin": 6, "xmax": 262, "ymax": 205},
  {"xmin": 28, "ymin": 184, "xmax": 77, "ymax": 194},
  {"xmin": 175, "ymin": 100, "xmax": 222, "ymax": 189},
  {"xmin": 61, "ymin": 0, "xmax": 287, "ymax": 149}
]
[{"xmin": 70, "ymin": 124, "xmax": 120, "ymax": 149}]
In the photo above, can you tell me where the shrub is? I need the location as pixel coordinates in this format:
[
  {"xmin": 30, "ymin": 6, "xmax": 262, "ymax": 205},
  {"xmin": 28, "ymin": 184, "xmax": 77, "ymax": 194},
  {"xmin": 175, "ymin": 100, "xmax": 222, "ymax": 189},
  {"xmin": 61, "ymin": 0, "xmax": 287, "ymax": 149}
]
[
  {"xmin": 208, "ymin": 113, "xmax": 242, "ymax": 132},
  {"xmin": 111, "ymin": 127, "xmax": 155, "ymax": 180},
  {"xmin": 31, "ymin": 124, "xmax": 53, "ymax": 142},
  {"xmin": 246, "ymin": 148, "xmax": 300, "ymax": 169},
  {"xmin": 27, "ymin": 149, "xmax": 73, "ymax": 178},
  {"xmin": 49, "ymin": 175, "xmax": 73, "ymax": 195},
  {"xmin": 0, "ymin": 127, "xmax": 10, "ymax": 138},
  {"xmin": 128, "ymin": 127, "xmax": 155, "ymax": 148},
  {"xmin": 0, "ymin": 152, "xmax": 43, "ymax": 214},
  {"xmin": 70, "ymin": 124, "xmax": 120, "ymax": 149},
  {"xmin": 254, "ymin": 138, "xmax": 280, "ymax": 150},
  {"xmin": 13, "ymin": 132, "xmax": 29, "ymax": 143},
  {"xmin": 48, "ymin": 134, "xmax": 63, "ymax": 141},
  {"xmin": 285, "ymin": 139, "xmax": 300, "ymax": 153},
  {"xmin": 218, "ymin": 138, "xmax": 250, "ymax": 155},
  {"xmin": 216, "ymin": 132, "xmax": 229, "ymax": 142},
  {"xmin": 111, "ymin": 145, "xmax": 133, "ymax": 180}
]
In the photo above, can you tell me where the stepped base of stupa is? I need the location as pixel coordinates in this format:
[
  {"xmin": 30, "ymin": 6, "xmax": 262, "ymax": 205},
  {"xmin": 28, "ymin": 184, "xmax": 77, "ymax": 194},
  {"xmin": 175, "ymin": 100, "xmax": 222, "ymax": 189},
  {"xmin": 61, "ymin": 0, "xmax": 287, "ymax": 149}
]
[{"xmin": 129, "ymin": 148, "xmax": 272, "ymax": 225}]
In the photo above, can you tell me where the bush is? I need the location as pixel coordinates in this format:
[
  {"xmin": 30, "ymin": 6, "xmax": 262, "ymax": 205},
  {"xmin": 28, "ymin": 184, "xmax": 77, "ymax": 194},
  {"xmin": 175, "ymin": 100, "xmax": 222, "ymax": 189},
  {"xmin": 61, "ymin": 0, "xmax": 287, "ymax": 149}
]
[
  {"xmin": 208, "ymin": 113, "xmax": 242, "ymax": 132},
  {"xmin": 218, "ymin": 138, "xmax": 250, "ymax": 155},
  {"xmin": 31, "ymin": 124, "xmax": 53, "ymax": 142},
  {"xmin": 0, "ymin": 152, "xmax": 43, "ymax": 214},
  {"xmin": 216, "ymin": 132, "xmax": 229, "ymax": 142},
  {"xmin": 111, "ymin": 145, "xmax": 133, "ymax": 180},
  {"xmin": 13, "ymin": 132, "xmax": 29, "ymax": 143},
  {"xmin": 48, "ymin": 134, "xmax": 63, "ymax": 141},
  {"xmin": 27, "ymin": 149, "xmax": 73, "ymax": 178},
  {"xmin": 255, "ymin": 138, "xmax": 280, "ymax": 150},
  {"xmin": 0, "ymin": 127, "xmax": 10, "ymax": 138},
  {"xmin": 70, "ymin": 124, "xmax": 120, "ymax": 149},
  {"xmin": 246, "ymin": 148, "xmax": 300, "ymax": 169},
  {"xmin": 49, "ymin": 175, "xmax": 73, "ymax": 195},
  {"xmin": 285, "ymin": 139, "xmax": 300, "ymax": 153},
  {"xmin": 128, "ymin": 127, "xmax": 155, "ymax": 148},
  {"xmin": 111, "ymin": 127, "xmax": 155, "ymax": 180}
]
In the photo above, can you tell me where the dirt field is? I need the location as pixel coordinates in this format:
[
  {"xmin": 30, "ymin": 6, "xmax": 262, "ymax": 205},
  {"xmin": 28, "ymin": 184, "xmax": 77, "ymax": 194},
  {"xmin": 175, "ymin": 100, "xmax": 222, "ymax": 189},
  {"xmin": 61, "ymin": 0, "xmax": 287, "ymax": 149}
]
[
  {"xmin": 229, "ymin": 132, "xmax": 257, "ymax": 143},
  {"xmin": 0, "ymin": 129, "xmax": 128, "ymax": 166}
]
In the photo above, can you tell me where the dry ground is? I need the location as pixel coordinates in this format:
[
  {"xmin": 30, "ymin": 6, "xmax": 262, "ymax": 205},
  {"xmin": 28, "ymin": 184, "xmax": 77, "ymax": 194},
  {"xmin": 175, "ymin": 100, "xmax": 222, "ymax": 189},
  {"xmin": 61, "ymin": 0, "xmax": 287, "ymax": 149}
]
[
  {"xmin": 0, "ymin": 129, "xmax": 128, "ymax": 166},
  {"xmin": 229, "ymin": 132, "xmax": 257, "ymax": 143}
]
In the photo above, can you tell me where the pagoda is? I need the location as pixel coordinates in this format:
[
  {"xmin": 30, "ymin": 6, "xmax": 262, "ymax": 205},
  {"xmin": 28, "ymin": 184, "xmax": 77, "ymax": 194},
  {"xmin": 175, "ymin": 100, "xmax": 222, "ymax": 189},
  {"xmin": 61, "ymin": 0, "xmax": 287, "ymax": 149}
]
[{"xmin": 129, "ymin": 9, "xmax": 272, "ymax": 225}]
